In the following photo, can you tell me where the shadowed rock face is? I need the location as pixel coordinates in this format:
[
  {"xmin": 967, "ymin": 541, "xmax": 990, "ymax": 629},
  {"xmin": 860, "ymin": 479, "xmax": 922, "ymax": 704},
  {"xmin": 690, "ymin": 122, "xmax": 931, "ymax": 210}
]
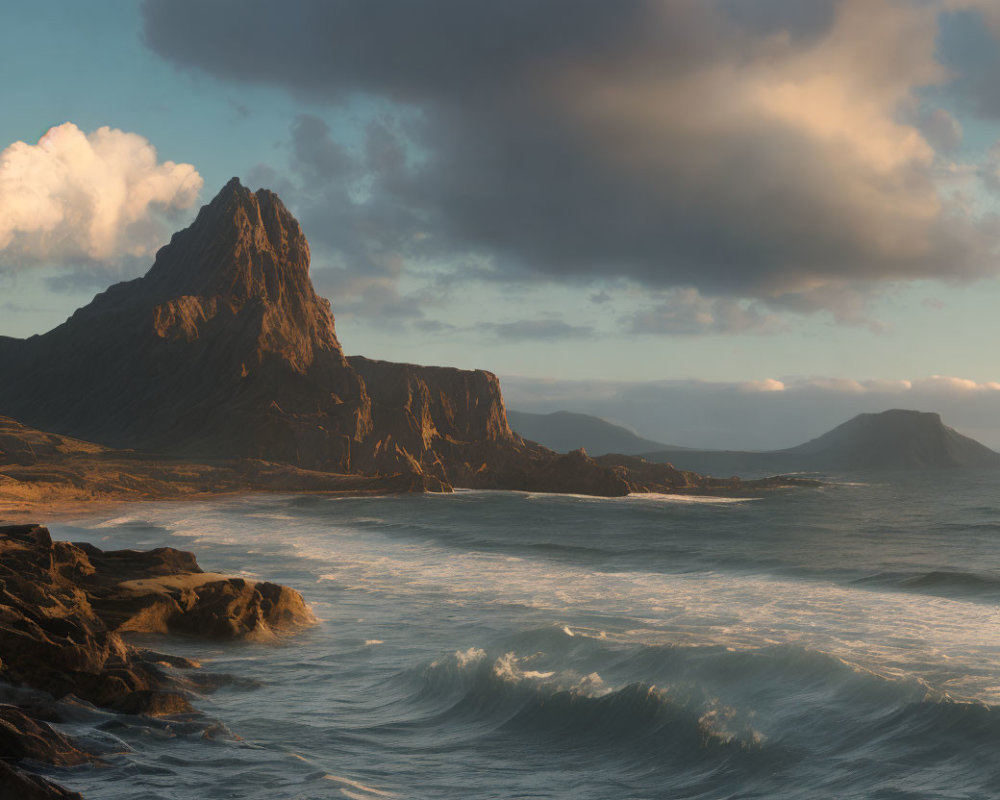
[
  {"xmin": 0, "ymin": 179, "xmax": 811, "ymax": 497},
  {"xmin": 0, "ymin": 757, "xmax": 83, "ymax": 800}
]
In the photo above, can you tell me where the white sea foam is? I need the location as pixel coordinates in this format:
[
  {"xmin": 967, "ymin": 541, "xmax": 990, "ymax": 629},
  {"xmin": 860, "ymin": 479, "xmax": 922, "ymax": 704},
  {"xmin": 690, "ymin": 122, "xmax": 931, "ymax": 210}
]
[
  {"xmin": 493, "ymin": 652, "xmax": 555, "ymax": 681},
  {"xmin": 71, "ymin": 494, "xmax": 1000, "ymax": 703},
  {"xmin": 323, "ymin": 774, "xmax": 398, "ymax": 798},
  {"xmin": 625, "ymin": 493, "xmax": 756, "ymax": 504},
  {"xmin": 92, "ymin": 515, "xmax": 141, "ymax": 528}
]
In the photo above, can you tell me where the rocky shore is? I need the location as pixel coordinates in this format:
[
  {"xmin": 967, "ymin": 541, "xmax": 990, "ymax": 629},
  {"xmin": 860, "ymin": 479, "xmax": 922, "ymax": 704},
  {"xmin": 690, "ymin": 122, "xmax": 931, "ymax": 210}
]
[{"xmin": 0, "ymin": 523, "xmax": 314, "ymax": 798}]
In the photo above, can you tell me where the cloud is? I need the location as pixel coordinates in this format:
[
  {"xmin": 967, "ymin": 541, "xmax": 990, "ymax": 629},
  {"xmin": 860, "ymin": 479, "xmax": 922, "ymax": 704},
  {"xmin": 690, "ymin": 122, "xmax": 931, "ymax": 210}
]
[
  {"xmin": 142, "ymin": 0, "xmax": 1000, "ymax": 320},
  {"xmin": 740, "ymin": 378, "xmax": 787, "ymax": 393},
  {"xmin": 916, "ymin": 107, "xmax": 964, "ymax": 152},
  {"xmin": 628, "ymin": 289, "xmax": 785, "ymax": 335},
  {"xmin": 0, "ymin": 122, "xmax": 202, "ymax": 269},
  {"xmin": 911, "ymin": 374, "xmax": 1000, "ymax": 393},
  {"xmin": 478, "ymin": 319, "xmax": 594, "ymax": 342}
]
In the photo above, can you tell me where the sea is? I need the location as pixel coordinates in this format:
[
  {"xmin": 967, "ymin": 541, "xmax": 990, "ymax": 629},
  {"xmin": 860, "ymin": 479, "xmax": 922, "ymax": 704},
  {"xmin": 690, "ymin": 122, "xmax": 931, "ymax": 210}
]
[{"xmin": 34, "ymin": 471, "xmax": 1000, "ymax": 799}]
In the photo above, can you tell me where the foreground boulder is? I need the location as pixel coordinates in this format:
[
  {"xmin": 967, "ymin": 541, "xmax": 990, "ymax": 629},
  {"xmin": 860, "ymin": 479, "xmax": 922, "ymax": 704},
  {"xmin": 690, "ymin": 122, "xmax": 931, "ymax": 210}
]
[
  {"xmin": 80, "ymin": 543, "xmax": 314, "ymax": 640},
  {"xmin": 0, "ymin": 523, "xmax": 314, "ymax": 795}
]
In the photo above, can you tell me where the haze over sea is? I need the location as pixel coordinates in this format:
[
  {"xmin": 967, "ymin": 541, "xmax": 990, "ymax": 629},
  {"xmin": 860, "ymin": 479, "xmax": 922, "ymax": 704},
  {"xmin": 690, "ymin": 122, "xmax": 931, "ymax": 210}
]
[{"xmin": 37, "ymin": 472, "xmax": 1000, "ymax": 800}]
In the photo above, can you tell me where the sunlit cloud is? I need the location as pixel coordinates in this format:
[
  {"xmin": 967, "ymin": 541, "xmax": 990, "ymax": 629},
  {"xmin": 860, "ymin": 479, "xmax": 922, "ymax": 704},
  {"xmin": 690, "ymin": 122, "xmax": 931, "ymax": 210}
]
[{"xmin": 0, "ymin": 122, "xmax": 202, "ymax": 268}]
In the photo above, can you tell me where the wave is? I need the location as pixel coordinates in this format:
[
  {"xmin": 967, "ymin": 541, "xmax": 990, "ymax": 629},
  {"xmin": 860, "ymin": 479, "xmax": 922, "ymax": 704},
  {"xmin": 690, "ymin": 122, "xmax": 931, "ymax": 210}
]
[
  {"xmin": 334, "ymin": 634, "xmax": 1000, "ymax": 800},
  {"xmin": 854, "ymin": 569, "xmax": 1000, "ymax": 599},
  {"xmin": 406, "ymin": 647, "xmax": 769, "ymax": 764}
]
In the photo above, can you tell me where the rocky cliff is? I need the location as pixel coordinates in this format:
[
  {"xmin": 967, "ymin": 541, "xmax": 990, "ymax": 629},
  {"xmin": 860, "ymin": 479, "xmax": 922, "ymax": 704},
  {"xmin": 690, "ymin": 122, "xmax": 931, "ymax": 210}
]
[{"xmin": 0, "ymin": 179, "xmax": 811, "ymax": 497}]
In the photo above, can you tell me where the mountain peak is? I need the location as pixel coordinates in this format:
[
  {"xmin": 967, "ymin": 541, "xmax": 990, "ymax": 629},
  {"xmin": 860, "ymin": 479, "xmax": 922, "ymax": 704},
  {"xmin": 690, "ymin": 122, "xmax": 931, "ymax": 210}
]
[
  {"xmin": 142, "ymin": 177, "xmax": 311, "ymax": 304},
  {"xmin": 49, "ymin": 178, "xmax": 345, "ymax": 372}
]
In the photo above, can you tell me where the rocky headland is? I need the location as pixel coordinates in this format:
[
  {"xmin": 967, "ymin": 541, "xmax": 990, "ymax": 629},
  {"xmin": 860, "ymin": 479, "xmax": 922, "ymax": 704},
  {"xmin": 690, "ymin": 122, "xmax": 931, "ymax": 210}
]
[
  {"xmin": 0, "ymin": 178, "xmax": 813, "ymax": 504},
  {"xmin": 0, "ymin": 523, "xmax": 314, "ymax": 797}
]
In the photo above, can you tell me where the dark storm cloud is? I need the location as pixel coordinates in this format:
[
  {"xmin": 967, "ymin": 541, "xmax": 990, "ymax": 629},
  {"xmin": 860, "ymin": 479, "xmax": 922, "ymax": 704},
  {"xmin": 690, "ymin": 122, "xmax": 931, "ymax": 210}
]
[
  {"xmin": 935, "ymin": 6, "xmax": 1000, "ymax": 118},
  {"xmin": 144, "ymin": 0, "xmax": 1000, "ymax": 315},
  {"xmin": 142, "ymin": 1, "xmax": 662, "ymax": 103}
]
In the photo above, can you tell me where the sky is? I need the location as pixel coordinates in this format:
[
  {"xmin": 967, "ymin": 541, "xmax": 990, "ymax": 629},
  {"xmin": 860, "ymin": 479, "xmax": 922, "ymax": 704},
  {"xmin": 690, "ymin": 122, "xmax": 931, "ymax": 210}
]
[{"xmin": 7, "ymin": 0, "xmax": 1000, "ymax": 447}]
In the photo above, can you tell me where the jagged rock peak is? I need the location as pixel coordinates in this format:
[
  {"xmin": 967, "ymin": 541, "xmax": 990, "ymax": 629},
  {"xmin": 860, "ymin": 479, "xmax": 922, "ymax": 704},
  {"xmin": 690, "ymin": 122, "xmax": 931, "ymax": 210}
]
[{"xmin": 144, "ymin": 177, "xmax": 312, "ymax": 304}]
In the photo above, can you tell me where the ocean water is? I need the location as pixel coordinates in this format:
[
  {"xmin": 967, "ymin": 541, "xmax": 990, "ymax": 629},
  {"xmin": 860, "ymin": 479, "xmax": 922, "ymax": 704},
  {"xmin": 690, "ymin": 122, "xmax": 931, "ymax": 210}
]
[{"xmin": 35, "ymin": 471, "xmax": 1000, "ymax": 799}]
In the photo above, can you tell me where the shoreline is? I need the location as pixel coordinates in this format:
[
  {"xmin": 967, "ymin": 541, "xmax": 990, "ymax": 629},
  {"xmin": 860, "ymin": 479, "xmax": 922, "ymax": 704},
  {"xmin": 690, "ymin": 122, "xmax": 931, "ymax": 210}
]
[
  {"xmin": 0, "ymin": 484, "xmax": 414, "ymax": 525},
  {"xmin": 1, "ymin": 473, "xmax": 820, "ymax": 525}
]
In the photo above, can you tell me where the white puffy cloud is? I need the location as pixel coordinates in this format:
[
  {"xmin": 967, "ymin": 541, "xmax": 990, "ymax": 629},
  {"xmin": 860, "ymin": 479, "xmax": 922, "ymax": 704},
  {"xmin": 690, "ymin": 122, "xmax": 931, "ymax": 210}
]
[{"xmin": 0, "ymin": 122, "xmax": 202, "ymax": 267}]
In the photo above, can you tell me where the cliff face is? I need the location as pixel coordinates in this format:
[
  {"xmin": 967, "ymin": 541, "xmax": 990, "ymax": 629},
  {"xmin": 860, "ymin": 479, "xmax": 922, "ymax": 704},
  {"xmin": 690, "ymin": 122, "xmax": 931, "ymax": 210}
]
[{"xmin": 347, "ymin": 356, "xmax": 515, "ymax": 479}]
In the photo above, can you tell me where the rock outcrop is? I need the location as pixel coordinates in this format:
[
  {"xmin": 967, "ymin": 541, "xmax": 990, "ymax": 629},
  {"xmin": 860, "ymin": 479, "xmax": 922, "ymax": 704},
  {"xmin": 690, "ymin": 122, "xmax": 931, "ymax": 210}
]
[
  {"xmin": 0, "ymin": 179, "xmax": 812, "ymax": 497},
  {"xmin": 0, "ymin": 523, "xmax": 315, "ymax": 795}
]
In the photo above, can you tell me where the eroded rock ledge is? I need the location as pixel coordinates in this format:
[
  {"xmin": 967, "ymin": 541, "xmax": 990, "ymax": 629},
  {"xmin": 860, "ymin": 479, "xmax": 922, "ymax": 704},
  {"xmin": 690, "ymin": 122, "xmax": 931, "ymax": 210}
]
[{"xmin": 0, "ymin": 524, "xmax": 314, "ymax": 798}]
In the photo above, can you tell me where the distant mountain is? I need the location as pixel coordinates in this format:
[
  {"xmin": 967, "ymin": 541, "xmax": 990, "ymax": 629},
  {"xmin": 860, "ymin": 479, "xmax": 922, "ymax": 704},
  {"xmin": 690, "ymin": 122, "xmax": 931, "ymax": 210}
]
[
  {"xmin": 507, "ymin": 410, "xmax": 684, "ymax": 455},
  {"xmin": 643, "ymin": 409, "xmax": 1000, "ymax": 474},
  {"xmin": 778, "ymin": 409, "xmax": 1000, "ymax": 469}
]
